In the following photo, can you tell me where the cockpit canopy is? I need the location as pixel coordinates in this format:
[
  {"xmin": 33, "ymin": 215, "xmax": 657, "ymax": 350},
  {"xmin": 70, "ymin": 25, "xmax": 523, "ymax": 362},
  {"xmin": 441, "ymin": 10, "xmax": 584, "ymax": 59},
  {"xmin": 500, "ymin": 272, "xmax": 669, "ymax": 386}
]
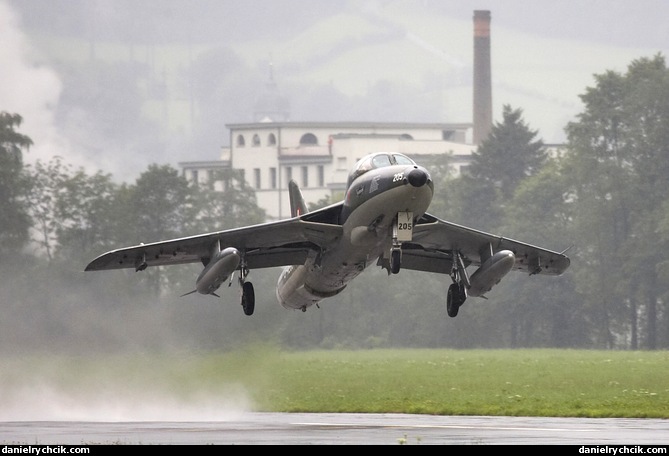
[{"xmin": 347, "ymin": 153, "xmax": 416, "ymax": 187}]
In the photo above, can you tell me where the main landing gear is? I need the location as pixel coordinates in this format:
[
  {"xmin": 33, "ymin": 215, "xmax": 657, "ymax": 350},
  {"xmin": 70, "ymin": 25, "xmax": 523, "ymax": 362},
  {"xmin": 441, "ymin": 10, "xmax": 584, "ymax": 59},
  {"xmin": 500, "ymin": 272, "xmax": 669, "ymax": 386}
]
[
  {"xmin": 446, "ymin": 251, "xmax": 469, "ymax": 318},
  {"xmin": 447, "ymin": 283, "xmax": 466, "ymax": 317},
  {"xmin": 238, "ymin": 263, "xmax": 255, "ymax": 316}
]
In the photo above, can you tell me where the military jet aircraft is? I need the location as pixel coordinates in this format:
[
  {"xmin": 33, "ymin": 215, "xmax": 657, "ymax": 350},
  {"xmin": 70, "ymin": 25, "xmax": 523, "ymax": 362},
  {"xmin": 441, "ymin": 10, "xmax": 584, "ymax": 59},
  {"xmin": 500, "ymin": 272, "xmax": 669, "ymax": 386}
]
[{"xmin": 85, "ymin": 152, "xmax": 570, "ymax": 318}]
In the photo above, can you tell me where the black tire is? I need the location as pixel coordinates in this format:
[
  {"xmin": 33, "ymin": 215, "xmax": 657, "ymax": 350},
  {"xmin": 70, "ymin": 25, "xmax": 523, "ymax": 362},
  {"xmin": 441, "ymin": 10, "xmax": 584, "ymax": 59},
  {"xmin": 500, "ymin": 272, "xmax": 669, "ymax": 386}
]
[
  {"xmin": 241, "ymin": 281, "xmax": 255, "ymax": 316},
  {"xmin": 390, "ymin": 249, "xmax": 401, "ymax": 274},
  {"xmin": 446, "ymin": 283, "xmax": 459, "ymax": 317}
]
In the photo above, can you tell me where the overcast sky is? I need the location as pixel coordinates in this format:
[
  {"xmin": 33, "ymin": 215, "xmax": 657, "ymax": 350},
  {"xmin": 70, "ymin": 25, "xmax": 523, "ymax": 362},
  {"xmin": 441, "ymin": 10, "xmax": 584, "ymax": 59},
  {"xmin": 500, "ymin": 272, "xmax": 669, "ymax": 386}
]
[{"xmin": 2, "ymin": 0, "xmax": 668, "ymax": 178}]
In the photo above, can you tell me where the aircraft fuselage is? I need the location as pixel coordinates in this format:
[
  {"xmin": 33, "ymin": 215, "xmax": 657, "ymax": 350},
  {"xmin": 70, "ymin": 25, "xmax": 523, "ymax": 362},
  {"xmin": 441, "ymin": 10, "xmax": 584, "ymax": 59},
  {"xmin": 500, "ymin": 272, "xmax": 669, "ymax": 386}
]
[{"xmin": 276, "ymin": 160, "xmax": 433, "ymax": 311}]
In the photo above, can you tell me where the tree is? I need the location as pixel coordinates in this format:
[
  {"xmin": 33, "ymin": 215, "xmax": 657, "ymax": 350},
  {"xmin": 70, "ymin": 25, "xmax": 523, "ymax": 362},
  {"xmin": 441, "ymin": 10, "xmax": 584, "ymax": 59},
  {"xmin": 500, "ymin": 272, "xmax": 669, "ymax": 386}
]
[
  {"xmin": 124, "ymin": 164, "xmax": 198, "ymax": 242},
  {"xmin": 621, "ymin": 55, "xmax": 669, "ymax": 349},
  {"xmin": 443, "ymin": 105, "xmax": 546, "ymax": 232},
  {"xmin": 192, "ymin": 168, "xmax": 265, "ymax": 232},
  {"xmin": 23, "ymin": 157, "xmax": 72, "ymax": 263},
  {"xmin": 500, "ymin": 160, "xmax": 585, "ymax": 347},
  {"xmin": 112, "ymin": 164, "xmax": 198, "ymax": 295},
  {"xmin": 471, "ymin": 105, "xmax": 547, "ymax": 200},
  {"xmin": 426, "ymin": 105, "xmax": 563, "ymax": 347},
  {"xmin": 564, "ymin": 54, "xmax": 669, "ymax": 349},
  {"xmin": 24, "ymin": 157, "xmax": 119, "ymax": 266},
  {"xmin": 0, "ymin": 112, "xmax": 33, "ymax": 256},
  {"xmin": 54, "ymin": 167, "xmax": 119, "ymax": 265}
]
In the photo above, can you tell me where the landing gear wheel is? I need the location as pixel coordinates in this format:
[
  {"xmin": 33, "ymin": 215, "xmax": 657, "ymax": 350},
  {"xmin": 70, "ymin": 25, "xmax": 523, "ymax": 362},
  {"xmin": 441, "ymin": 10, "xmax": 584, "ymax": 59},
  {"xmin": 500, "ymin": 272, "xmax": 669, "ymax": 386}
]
[
  {"xmin": 390, "ymin": 249, "xmax": 401, "ymax": 274},
  {"xmin": 446, "ymin": 284, "xmax": 459, "ymax": 317},
  {"xmin": 241, "ymin": 281, "xmax": 255, "ymax": 316},
  {"xmin": 446, "ymin": 283, "xmax": 466, "ymax": 318}
]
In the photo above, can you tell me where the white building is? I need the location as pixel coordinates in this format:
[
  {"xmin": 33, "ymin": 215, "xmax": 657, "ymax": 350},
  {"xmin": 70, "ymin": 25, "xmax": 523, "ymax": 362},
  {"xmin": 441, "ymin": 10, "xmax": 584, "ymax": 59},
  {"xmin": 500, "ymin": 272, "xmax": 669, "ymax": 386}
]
[{"xmin": 180, "ymin": 121, "xmax": 477, "ymax": 221}]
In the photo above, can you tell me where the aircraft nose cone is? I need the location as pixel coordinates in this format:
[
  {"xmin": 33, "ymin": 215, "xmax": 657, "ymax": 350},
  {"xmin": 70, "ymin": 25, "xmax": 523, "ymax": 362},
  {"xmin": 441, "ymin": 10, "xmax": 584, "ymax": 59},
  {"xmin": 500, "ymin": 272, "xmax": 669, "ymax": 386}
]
[{"xmin": 407, "ymin": 168, "xmax": 428, "ymax": 187}]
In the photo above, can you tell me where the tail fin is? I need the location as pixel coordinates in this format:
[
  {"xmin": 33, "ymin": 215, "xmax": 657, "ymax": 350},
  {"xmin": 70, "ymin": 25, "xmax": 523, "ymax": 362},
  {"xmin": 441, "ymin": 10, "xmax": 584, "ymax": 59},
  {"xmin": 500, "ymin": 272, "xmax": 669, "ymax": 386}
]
[{"xmin": 288, "ymin": 179, "xmax": 308, "ymax": 217}]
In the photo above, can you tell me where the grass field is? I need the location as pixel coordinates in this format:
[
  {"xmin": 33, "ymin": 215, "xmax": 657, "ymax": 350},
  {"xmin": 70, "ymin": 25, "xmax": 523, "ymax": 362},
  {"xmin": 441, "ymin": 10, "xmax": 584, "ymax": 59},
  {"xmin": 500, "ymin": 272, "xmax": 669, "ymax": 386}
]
[{"xmin": 1, "ymin": 348, "xmax": 668, "ymax": 420}]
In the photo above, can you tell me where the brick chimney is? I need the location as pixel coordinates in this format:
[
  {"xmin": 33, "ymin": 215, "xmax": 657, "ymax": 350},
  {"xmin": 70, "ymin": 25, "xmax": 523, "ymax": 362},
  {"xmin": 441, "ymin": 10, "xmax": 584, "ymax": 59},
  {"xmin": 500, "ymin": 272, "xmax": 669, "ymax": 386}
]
[{"xmin": 473, "ymin": 10, "xmax": 492, "ymax": 145}]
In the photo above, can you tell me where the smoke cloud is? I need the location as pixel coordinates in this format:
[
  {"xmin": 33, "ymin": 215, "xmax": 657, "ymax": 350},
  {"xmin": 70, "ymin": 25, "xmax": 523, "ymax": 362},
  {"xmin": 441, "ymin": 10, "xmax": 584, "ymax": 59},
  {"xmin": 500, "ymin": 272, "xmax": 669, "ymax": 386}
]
[{"xmin": 0, "ymin": 1, "xmax": 102, "ymax": 176}]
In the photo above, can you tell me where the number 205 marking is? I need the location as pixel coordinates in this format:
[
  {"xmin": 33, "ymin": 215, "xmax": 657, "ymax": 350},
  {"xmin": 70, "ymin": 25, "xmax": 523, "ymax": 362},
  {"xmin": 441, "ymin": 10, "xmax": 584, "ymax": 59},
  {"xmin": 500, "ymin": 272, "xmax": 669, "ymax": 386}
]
[{"xmin": 393, "ymin": 173, "xmax": 404, "ymax": 182}]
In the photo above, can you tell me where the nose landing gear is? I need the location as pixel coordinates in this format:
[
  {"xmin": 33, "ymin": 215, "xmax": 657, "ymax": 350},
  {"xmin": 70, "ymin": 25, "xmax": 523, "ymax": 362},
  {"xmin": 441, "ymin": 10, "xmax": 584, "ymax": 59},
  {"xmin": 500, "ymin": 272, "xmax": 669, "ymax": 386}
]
[{"xmin": 389, "ymin": 211, "xmax": 414, "ymax": 275}]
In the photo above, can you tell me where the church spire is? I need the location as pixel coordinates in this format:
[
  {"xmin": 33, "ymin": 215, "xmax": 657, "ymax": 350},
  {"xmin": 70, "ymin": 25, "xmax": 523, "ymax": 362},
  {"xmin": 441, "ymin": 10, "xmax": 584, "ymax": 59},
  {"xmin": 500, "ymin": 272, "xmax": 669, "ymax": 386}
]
[{"xmin": 253, "ymin": 61, "xmax": 290, "ymax": 122}]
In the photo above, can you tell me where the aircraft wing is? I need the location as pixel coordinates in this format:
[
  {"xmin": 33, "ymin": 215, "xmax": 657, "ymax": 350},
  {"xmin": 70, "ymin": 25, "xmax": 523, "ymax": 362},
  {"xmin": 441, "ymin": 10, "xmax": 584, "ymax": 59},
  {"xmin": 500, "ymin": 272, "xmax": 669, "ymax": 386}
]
[
  {"xmin": 84, "ymin": 204, "xmax": 344, "ymax": 272},
  {"xmin": 399, "ymin": 213, "xmax": 570, "ymax": 276}
]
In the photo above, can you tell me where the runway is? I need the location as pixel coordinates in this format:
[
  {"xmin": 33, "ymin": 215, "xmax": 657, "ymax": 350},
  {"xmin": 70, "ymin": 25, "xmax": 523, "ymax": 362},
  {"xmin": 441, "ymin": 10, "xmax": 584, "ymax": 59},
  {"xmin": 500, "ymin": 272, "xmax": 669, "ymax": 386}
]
[{"xmin": 1, "ymin": 413, "xmax": 668, "ymax": 445}]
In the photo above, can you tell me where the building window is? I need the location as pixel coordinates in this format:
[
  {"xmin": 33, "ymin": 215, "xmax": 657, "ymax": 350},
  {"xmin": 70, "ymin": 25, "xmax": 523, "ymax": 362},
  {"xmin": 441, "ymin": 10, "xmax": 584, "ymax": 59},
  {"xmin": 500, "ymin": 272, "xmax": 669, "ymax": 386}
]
[
  {"xmin": 301, "ymin": 166, "xmax": 308, "ymax": 188},
  {"xmin": 252, "ymin": 134, "xmax": 261, "ymax": 146},
  {"xmin": 191, "ymin": 169, "xmax": 199, "ymax": 185},
  {"xmin": 236, "ymin": 134, "xmax": 245, "ymax": 147},
  {"xmin": 299, "ymin": 133, "xmax": 318, "ymax": 145},
  {"xmin": 318, "ymin": 165, "xmax": 324, "ymax": 187},
  {"xmin": 270, "ymin": 167, "xmax": 277, "ymax": 189},
  {"xmin": 207, "ymin": 169, "xmax": 214, "ymax": 183},
  {"xmin": 285, "ymin": 166, "xmax": 292, "ymax": 184},
  {"xmin": 268, "ymin": 133, "xmax": 276, "ymax": 145},
  {"xmin": 254, "ymin": 168, "xmax": 261, "ymax": 189}
]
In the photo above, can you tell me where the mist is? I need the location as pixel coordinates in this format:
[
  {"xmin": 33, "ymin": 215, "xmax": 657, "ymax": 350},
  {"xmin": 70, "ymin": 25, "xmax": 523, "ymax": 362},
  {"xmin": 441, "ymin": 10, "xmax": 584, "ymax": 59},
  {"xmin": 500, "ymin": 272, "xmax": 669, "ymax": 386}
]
[
  {"xmin": 4, "ymin": 0, "xmax": 669, "ymax": 182},
  {"xmin": 0, "ymin": 376, "xmax": 252, "ymax": 421}
]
